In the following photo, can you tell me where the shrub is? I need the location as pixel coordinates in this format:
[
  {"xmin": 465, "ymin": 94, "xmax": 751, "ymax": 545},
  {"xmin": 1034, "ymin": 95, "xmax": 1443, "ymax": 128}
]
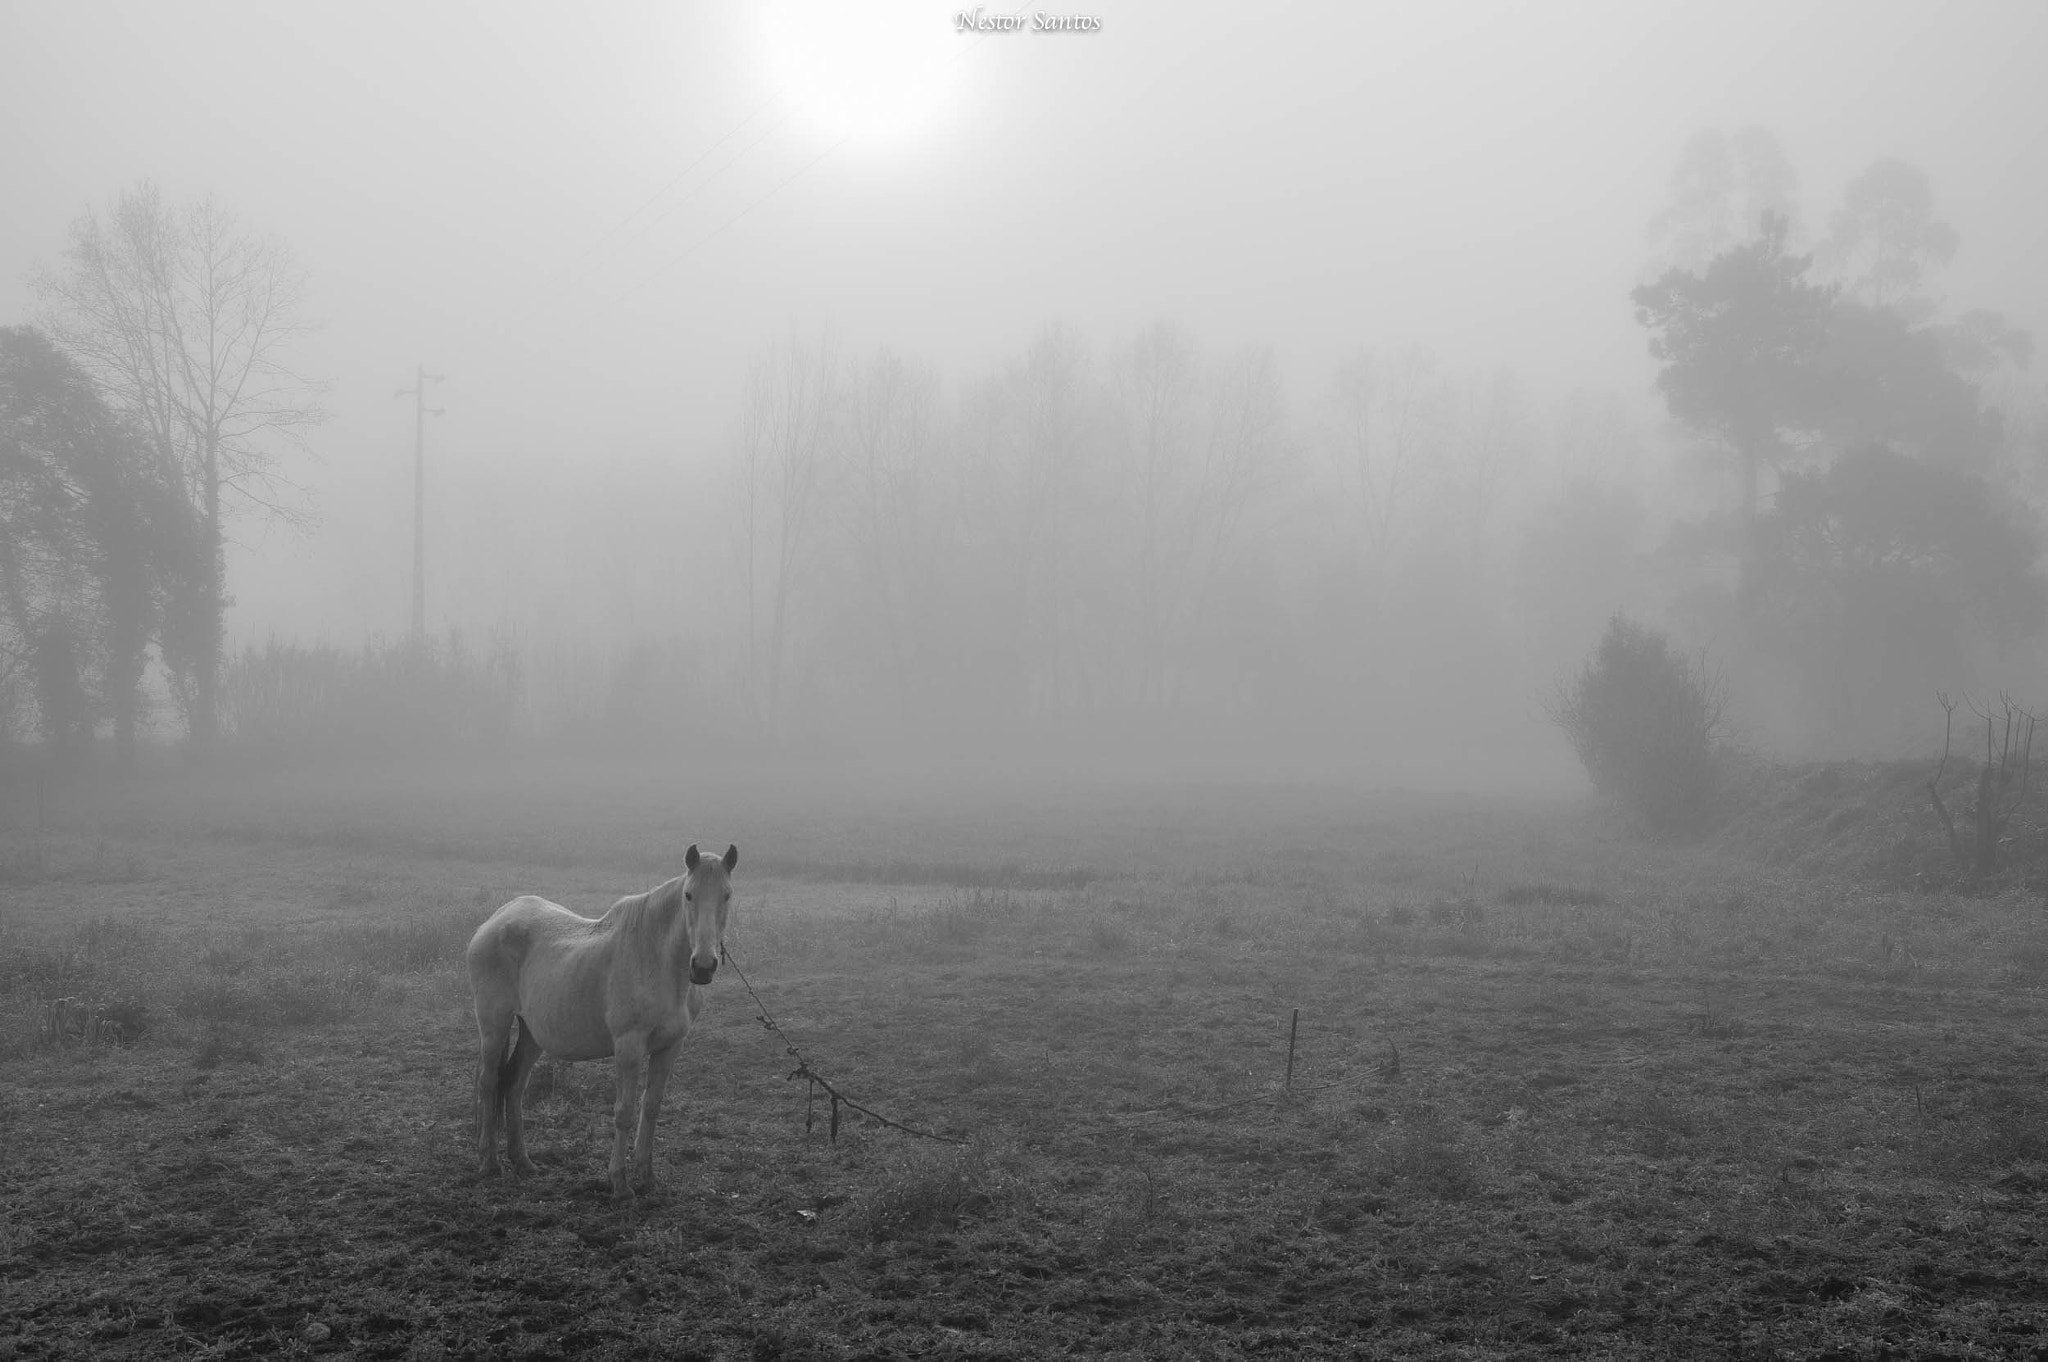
[
  {"xmin": 219, "ymin": 628, "xmax": 524, "ymax": 761},
  {"xmin": 1548, "ymin": 614, "xmax": 1725, "ymax": 831}
]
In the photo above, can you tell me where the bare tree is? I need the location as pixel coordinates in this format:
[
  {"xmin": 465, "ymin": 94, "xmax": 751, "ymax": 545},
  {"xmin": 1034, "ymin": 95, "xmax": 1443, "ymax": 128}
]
[
  {"xmin": 732, "ymin": 330, "xmax": 838, "ymax": 734},
  {"xmin": 1647, "ymin": 125, "xmax": 1801, "ymax": 273},
  {"xmin": 1820, "ymin": 158, "xmax": 1959, "ymax": 314},
  {"xmin": 1179, "ymin": 347, "xmax": 1292, "ymax": 700},
  {"xmin": 1326, "ymin": 345, "xmax": 1443, "ymax": 587},
  {"xmin": 1546, "ymin": 388, "xmax": 1641, "ymax": 490},
  {"xmin": 1112, "ymin": 322, "xmax": 1202, "ymax": 710},
  {"xmin": 1324, "ymin": 350, "xmax": 1381, "ymax": 574},
  {"xmin": 970, "ymin": 325, "xmax": 1101, "ymax": 719},
  {"xmin": 32, "ymin": 183, "xmax": 323, "ymax": 749},
  {"xmin": 1446, "ymin": 367, "xmax": 1531, "ymax": 570},
  {"xmin": 839, "ymin": 349, "xmax": 941, "ymax": 721},
  {"xmin": 1929, "ymin": 691, "xmax": 2036, "ymax": 881}
]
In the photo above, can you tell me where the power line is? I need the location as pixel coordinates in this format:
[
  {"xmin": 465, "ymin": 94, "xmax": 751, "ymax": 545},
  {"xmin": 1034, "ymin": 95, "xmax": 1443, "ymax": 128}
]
[
  {"xmin": 537, "ymin": 90, "xmax": 785, "ymax": 301},
  {"xmin": 635, "ymin": 108, "xmax": 795, "ymax": 240},
  {"xmin": 614, "ymin": 135, "xmax": 848, "ymax": 305}
]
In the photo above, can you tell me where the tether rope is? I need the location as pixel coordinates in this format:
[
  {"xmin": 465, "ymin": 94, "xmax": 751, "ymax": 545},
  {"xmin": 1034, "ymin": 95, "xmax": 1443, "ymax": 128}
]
[
  {"xmin": 723, "ymin": 944, "xmax": 968, "ymax": 1146},
  {"xmin": 720, "ymin": 945, "xmax": 1403, "ymax": 1145}
]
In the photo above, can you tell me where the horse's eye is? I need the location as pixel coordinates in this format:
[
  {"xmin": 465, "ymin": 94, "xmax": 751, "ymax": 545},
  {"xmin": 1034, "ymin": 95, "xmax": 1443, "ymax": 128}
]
[{"xmin": 684, "ymin": 892, "xmax": 694, "ymax": 903}]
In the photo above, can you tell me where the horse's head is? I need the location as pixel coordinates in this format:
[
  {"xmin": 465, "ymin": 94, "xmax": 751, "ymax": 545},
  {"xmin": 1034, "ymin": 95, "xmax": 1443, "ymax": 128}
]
[{"xmin": 681, "ymin": 842, "xmax": 738, "ymax": 985}]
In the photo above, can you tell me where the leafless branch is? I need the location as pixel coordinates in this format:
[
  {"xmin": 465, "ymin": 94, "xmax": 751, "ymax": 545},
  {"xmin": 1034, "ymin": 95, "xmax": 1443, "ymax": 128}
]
[{"xmin": 1929, "ymin": 692, "xmax": 1968, "ymax": 873}]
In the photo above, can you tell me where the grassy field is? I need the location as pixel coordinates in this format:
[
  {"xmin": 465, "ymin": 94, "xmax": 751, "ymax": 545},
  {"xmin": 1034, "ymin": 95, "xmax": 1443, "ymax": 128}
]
[{"xmin": 4, "ymin": 756, "xmax": 2048, "ymax": 1359}]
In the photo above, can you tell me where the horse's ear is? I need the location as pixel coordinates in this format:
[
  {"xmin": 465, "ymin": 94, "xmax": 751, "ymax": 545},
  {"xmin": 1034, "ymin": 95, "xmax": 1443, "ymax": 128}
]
[
  {"xmin": 685, "ymin": 844, "xmax": 700, "ymax": 871},
  {"xmin": 722, "ymin": 844, "xmax": 739, "ymax": 873}
]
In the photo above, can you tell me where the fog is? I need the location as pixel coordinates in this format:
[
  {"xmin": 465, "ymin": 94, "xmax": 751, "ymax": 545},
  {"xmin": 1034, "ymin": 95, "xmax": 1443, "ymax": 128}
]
[{"xmin": 3, "ymin": 0, "xmax": 2046, "ymax": 785}]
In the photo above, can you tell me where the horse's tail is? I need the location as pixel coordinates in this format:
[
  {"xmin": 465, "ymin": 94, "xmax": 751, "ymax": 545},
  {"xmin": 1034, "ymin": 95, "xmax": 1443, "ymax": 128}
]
[{"xmin": 498, "ymin": 1015, "xmax": 536, "ymax": 1089}]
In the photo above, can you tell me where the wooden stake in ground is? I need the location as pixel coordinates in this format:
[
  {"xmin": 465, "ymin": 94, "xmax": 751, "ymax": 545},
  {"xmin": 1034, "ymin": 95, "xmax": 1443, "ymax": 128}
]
[{"xmin": 1286, "ymin": 1008, "xmax": 1299, "ymax": 1089}]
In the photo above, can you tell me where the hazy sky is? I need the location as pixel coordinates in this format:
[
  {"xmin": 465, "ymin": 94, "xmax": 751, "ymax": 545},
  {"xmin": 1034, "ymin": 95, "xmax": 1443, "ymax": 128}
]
[{"xmin": 2, "ymin": 0, "xmax": 2044, "ymax": 642}]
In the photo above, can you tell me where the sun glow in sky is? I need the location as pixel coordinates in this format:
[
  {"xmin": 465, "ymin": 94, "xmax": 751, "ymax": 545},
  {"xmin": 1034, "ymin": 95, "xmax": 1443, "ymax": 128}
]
[{"xmin": 758, "ymin": 1, "xmax": 966, "ymax": 150}]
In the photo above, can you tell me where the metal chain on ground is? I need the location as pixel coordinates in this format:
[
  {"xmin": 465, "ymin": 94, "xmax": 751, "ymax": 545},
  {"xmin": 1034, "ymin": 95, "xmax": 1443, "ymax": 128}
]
[{"xmin": 721, "ymin": 945, "xmax": 967, "ymax": 1147}]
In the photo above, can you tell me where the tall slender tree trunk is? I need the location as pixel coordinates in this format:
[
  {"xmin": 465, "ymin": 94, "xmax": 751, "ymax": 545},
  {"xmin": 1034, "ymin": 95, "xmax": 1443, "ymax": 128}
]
[
  {"xmin": 1736, "ymin": 436, "xmax": 1764, "ymax": 618},
  {"xmin": 108, "ymin": 593, "xmax": 144, "ymax": 772},
  {"xmin": 1740, "ymin": 443, "xmax": 1760, "ymax": 529},
  {"xmin": 193, "ymin": 437, "xmax": 222, "ymax": 750},
  {"xmin": 105, "ymin": 480, "xmax": 151, "ymax": 773},
  {"xmin": 113, "ymin": 690, "xmax": 136, "ymax": 769},
  {"xmin": 766, "ymin": 558, "xmax": 791, "ymax": 734}
]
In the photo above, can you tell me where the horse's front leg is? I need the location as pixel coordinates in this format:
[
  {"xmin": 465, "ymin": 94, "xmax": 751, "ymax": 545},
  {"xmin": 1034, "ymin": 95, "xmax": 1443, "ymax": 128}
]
[
  {"xmin": 633, "ymin": 1041, "xmax": 680, "ymax": 1191},
  {"xmin": 610, "ymin": 1036, "xmax": 648, "ymax": 1199}
]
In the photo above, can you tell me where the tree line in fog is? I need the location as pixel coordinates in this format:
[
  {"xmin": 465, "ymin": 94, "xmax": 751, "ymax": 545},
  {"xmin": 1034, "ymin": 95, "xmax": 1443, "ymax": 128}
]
[
  {"xmin": 1, "ymin": 185, "xmax": 318, "ymax": 768},
  {"xmin": 689, "ymin": 136, "xmax": 2044, "ymax": 766},
  {"xmin": 3, "ymin": 134, "xmax": 2043, "ymax": 772}
]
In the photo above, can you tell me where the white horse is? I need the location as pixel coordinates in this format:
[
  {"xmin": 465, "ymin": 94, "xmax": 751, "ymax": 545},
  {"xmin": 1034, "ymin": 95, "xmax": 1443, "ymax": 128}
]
[{"xmin": 466, "ymin": 843, "xmax": 737, "ymax": 1198}]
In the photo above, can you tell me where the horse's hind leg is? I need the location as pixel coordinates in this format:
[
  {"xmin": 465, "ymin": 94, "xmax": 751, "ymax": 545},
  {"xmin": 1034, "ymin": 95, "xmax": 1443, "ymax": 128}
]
[
  {"xmin": 500, "ymin": 1017, "xmax": 542, "ymax": 1176},
  {"xmin": 475, "ymin": 1012, "xmax": 514, "ymax": 1177}
]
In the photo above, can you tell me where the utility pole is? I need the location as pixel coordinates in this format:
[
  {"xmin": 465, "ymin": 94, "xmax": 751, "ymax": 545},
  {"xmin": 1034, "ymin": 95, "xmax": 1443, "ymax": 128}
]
[{"xmin": 394, "ymin": 366, "xmax": 445, "ymax": 642}]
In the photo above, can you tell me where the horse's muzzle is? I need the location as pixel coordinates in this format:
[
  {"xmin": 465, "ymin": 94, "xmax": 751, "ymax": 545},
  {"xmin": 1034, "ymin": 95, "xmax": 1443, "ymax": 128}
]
[{"xmin": 690, "ymin": 960, "xmax": 718, "ymax": 985}]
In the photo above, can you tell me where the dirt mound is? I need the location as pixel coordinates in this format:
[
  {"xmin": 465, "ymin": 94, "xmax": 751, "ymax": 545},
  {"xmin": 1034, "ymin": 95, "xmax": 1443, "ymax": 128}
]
[{"xmin": 1712, "ymin": 752, "xmax": 2048, "ymax": 889}]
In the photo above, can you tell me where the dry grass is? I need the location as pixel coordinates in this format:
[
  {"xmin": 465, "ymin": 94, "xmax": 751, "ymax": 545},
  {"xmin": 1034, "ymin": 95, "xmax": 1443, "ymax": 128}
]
[{"xmin": 2, "ymin": 758, "xmax": 2047, "ymax": 1357}]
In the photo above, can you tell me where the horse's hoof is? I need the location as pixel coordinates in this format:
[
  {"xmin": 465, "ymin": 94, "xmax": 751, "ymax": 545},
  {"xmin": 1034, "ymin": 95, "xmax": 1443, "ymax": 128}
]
[
  {"xmin": 478, "ymin": 1162, "xmax": 503, "ymax": 1180},
  {"xmin": 512, "ymin": 1159, "xmax": 537, "ymax": 1178}
]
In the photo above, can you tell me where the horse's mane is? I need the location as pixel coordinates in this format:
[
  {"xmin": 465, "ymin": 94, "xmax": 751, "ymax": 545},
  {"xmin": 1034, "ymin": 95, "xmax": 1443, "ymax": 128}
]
[{"xmin": 610, "ymin": 877, "xmax": 684, "ymax": 932}]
